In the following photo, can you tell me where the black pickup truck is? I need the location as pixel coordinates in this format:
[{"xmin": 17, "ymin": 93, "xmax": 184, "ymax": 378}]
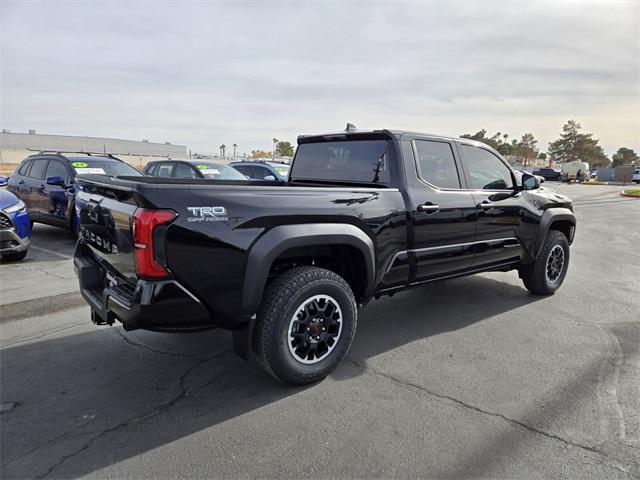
[{"xmin": 74, "ymin": 127, "xmax": 576, "ymax": 384}]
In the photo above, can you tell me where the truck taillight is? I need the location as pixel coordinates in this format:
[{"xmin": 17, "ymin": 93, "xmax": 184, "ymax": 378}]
[{"xmin": 133, "ymin": 209, "xmax": 176, "ymax": 279}]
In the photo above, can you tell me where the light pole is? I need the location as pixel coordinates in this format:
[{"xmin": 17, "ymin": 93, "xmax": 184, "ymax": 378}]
[{"xmin": 233, "ymin": 144, "xmax": 237, "ymax": 158}]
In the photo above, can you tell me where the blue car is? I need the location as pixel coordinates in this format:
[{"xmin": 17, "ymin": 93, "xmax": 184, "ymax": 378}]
[
  {"xmin": 6, "ymin": 152, "xmax": 142, "ymax": 235},
  {"xmin": 0, "ymin": 188, "xmax": 31, "ymax": 261},
  {"xmin": 229, "ymin": 161, "xmax": 290, "ymax": 181}
]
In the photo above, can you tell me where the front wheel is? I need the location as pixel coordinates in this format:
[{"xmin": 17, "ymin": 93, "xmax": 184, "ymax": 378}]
[
  {"xmin": 253, "ymin": 266, "xmax": 357, "ymax": 385},
  {"xmin": 520, "ymin": 230, "xmax": 570, "ymax": 295}
]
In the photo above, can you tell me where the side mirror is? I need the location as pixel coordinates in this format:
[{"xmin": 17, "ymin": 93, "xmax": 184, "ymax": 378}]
[
  {"xmin": 522, "ymin": 173, "xmax": 541, "ymax": 191},
  {"xmin": 263, "ymin": 175, "xmax": 276, "ymax": 181},
  {"xmin": 46, "ymin": 176, "xmax": 66, "ymax": 187},
  {"xmin": 0, "ymin": 176, "xmax": 8, "ymax": 187}
]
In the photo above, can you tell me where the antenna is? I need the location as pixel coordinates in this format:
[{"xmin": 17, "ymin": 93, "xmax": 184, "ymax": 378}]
[{"xmin": 345, "ymin": 122, "xmax": 357, "ymax": 132}]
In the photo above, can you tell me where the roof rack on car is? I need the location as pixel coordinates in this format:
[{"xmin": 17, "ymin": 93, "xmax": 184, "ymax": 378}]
[{"xmin": 28, "ymin": 149, "xmax": 125, "ymax": 161}]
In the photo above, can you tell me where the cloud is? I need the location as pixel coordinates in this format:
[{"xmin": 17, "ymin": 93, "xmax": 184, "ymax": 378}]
[{"xmin": 1, "ymin": 0, "xmax": 638, "ymax": 155}]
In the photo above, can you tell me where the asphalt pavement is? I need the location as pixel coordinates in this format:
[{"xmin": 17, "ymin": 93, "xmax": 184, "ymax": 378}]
[{"xmin": 1, "ymin": 183, "xmax": 639, "ymax": 479}]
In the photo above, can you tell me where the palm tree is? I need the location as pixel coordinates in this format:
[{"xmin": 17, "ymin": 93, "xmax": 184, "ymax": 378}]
[
  {"xmin": 232, "ymin": 143, "xmax": 238, "ymax": 158},
  {"xmin": 272, "ymin": 137, "xmax": 278, "ymax": 159},
  {"xmin": 219, "ymin": 144, "xmax": 226, "ymax": 158}
]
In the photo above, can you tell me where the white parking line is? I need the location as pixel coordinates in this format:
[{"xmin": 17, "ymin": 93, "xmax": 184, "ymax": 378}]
[{"xmin": 30, "ymin": 245, "xmax": 73, "ymax": 260}]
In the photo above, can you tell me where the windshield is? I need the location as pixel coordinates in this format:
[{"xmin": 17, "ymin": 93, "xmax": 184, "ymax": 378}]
[
  {"xmin": 194, "ymin": 162, "xmax": 247, "ymax": 180},
  {"xmin": 70, "ymin": 159, "xmax": 142, "ymax": 176},
  {"xmin": 291, "ymin": 139, "xmax": 390, "ymax": 185}
]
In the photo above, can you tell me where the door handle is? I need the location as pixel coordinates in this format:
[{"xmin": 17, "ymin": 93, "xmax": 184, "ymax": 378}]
[
  {"xmin": 417, "ymin": 202, "xmax": 439, "ymax": 214},
  {"xmin": 478, "ymin": 201, "xmax": 494, "ymax": 209}
]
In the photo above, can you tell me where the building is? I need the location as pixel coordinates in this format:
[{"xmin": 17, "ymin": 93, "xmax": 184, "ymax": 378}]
[{"xmin": 0, "ymin": 130, "xmax": 187, "ymax": 169}]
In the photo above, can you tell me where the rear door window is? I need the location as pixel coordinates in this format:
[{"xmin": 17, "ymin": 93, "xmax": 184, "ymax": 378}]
[
  {"xmin": 28, "ymin": 159, "xmax": 49, "ymax": 179},
  {"xmin": 414, "ymin": 140, "xmax": 461, "ymax": 189},
  {"xmin": 234, "ymin": 165, "xmax": 265, "ymax": 179},
  {"xmin": 252, "ymin": 166, "xmax": 271, "ymax": 179},
  {"xmin": 155, "ymin": 163, "xmax": 174, "ymax": 177},
  {"xmin": 291, "ymin": 139, "xmax": 390, "ymax": 185},
  {"xmin": 174, "ymin": 163, "xmax": 198, "ymax": 178}
]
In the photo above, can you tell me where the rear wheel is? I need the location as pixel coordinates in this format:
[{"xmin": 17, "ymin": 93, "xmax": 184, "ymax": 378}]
[
  {"xmin": 253, "ymin": 266, "xmax": 357, "ymax": 385},
  {"xmin": 520, "ymin": 230, "xmax": 570, "ymax": 295}
]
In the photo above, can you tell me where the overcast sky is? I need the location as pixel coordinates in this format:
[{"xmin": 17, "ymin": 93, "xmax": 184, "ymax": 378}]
[{"xmin": 1, "ymin": 0, "xmax": 638, "ymax": 155}]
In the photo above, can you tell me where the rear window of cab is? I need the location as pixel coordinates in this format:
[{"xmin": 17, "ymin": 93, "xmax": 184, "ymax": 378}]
[{"xmin": 291, "ymin": 139, "xmax": 390, "ymax": 185}]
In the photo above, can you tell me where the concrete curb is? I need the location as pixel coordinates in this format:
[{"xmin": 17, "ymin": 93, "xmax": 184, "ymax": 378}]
[
  {"xmin": 620, "ymin": 192, "xmax": 640, "ymax": 198},
  {"xmin": 0, "ymin": 292, "xmax": 86, "ymax": 323}
]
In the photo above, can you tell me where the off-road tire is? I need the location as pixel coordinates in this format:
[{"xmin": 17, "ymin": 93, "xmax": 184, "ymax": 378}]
[
  {"xmin": 520, "ymin": 230, "xmax": 570, "ymax": 295},
  {"xmin": 253, "ymin": 266, "xmax": 357, "ymax": 385},
  {"xmin": 1, "ymin": 250, "xmax": 28, "ymax": 262}
]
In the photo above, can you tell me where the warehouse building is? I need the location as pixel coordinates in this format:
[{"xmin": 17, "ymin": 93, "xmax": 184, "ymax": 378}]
[{"xmin": 0, "ymin": 130, "xmax": 187, "ymax": 169}]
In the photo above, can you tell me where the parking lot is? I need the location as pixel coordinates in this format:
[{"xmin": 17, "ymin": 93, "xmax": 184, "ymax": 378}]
[{"xmin": 1, "ymin": 183, "xmax": 638, "ymax": 478}]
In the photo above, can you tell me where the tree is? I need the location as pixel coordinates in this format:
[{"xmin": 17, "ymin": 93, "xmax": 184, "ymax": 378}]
[
  {"xmin": 232, "ymin": 143, "xmax": 238, "ymax": 158},
  {"xmin": 537, "ymin": 152, "xmax": 547, "ymax": 160},
  {"xmin": 515, "ymin": 133, "xmax": 538, "ymax": 167},
  {"xmin": 548, "ymin": 119, "xmax": 609, "ymax": 167},
  {"xmin": 611, "ymin": 147, "xmax": 639, "ymax": 167},
  {"xmin": 219, "ymin": 144, "xmax": 226, "ymax": 158},
  {"xmin": 251, "ymin": 150, "xmax": 272, "ymax": 159},
  {"xmin": 460, "ymin": 129, "xmax": 514, "ymax": 156},
  {"xmin": 275, "ymin": 140, "xmax": 294, "ymax": 157},
  {"xmin": 272, "ymin": 138, "xmax": 278, "ymax": 159}
]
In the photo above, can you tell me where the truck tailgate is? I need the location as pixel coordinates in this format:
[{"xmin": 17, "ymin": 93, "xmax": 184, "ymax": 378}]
[{"xmin": 77, "ymin": 184, "xmax": 139, "ymax": 281}]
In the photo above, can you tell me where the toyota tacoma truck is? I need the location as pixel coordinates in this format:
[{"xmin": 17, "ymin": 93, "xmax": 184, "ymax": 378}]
[{"xmin": 74, "ymin": 127, "xmax": 576, "ymax": 385}]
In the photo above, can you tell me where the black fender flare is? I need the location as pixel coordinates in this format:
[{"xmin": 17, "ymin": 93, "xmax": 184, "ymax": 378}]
[
  {"xmin": 241, "ymin": 223, "xmax": 375, "ymax": 315},
  {"xmin": 533, "ymin": 208, "xmax": 576, "ymax": 257}
]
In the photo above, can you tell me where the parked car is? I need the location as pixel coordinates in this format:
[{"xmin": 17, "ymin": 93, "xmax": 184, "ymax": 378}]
[
  {"xmin": 517, "ymin": 170, "xmax": 544, "ymax": 184},
  {"xmin": 229, "ymin": 160, "xmax": 290, "ymax": 181},
  {"xmin": 144, "ymin": 160, "xmax": 247, "ymax": 180},
  {"xmin": 0, "ymin": 188, "xmax": 31, "ymax": 261},
  {"xmin": 633, "ymin": 168, "xmax": 640, "ymax": 184},
  {"xmin": 6, "ymin": 152, "xmax": 142, "ymax": 235},
  {"xmin": 74, "ymin": 126, "xmax": 576, "ymax": 385},
  {"xmin": 531, "ymin": 167, "xmax": 561, "ymax": 181}
]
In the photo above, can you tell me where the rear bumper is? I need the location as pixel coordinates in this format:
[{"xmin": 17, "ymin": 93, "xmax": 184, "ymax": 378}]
[{"xmin": 74, "ymin": 243, "xmax": 212, "ymax": 331}]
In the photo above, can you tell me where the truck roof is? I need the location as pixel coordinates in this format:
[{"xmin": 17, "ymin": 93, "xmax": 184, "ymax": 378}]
[
  {"xmin": 300, "ymin": 127, "xmax": 488, "ymax": 142},
  {"xmin": 296, "ymin": 128, "xmax": 496, "ymax": 152}
]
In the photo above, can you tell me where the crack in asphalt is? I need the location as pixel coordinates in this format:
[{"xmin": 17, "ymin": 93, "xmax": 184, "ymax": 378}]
[
  {"xmin": 2, "ymin": 419, "xmax": 98, "ymax": 468},
  {"xmin": 114, "ymin": 328, "xmax": 211, "ymax": 361},
  {"xmin": 33, "ymin": 348, "xmax": 231, "ymax": 479},
  {"xmin": 344, "ymin": 357, "xmax": 633, "ymax": 473}
]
